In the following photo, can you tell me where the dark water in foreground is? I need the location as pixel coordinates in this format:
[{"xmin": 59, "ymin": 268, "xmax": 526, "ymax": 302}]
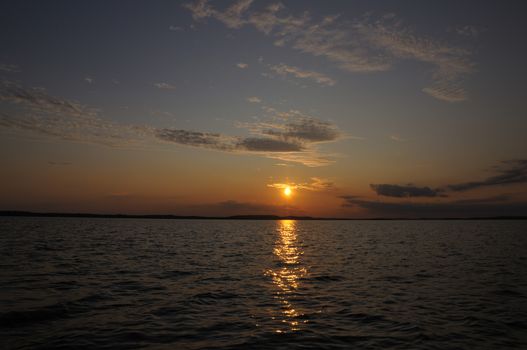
[{"xmin": 1, "ymin": 218, "xmax": 526, "ymax": 349}]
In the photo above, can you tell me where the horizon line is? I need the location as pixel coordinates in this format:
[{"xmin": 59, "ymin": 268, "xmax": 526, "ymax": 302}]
[{"xmin": 1, "ymin": 211, "xmax": 526, "ymax": 221}]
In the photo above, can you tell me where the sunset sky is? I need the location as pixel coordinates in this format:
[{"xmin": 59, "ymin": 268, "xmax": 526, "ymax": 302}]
[{"xmin": 1, "ymin": 0, "xmax": 527, "ymax": 217}]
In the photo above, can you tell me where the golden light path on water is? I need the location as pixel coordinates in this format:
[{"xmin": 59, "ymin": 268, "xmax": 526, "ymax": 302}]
[{"xmin": 265, "ymin": 220, "xmax": 308, "ymax": 332}]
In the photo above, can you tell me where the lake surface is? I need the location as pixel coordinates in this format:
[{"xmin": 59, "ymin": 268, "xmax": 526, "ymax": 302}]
[{"xmin": 1, "ymin": 218, "xmax": 526, "ymax": 349}]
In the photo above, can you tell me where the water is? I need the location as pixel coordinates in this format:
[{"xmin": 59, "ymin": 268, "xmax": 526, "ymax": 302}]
[{"xmin": 1, "ymin": 218, "xmax": 526, "ymax": 349}]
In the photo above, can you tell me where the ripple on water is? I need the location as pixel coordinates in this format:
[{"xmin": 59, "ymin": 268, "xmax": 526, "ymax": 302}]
[{"xmin": 0, "ymin": 218, "xmax": 526, "ymax": 349}]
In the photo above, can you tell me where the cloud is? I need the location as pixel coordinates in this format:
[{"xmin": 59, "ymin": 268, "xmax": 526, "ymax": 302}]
[
  {"xmin": 248, "ymin": 2, "xmax": 309, "ymax": 36},
  {"xmin": 269, "ymin": 63, "xmax": 336, "ymax": 86},
  {"xmin": 236, "ymin": 137, "xmax": 302, "ymax": 152},
  {"xmin": 263, "ymin": 117, "xmax": 340, "ymax": 142},
  {"xmin": 154, "ymin": 82, "xmax": 176, "ymax": 90},
  {"xmin": 155, "ymin": 128, "xmax": 305, "ymax": 153},
  {"xmin": 247, "ymin": 96, "xmax": 262, "ymax": 103},
  {"xmin": 422, "ymin": 85, "xmax": 467, "ymax": 103},
  {"xmin": 236, "ymin": 62, "xmax": 249, "ymax": 69},
  {"xmin": 355, "ymin": 15, "xmax": 474, "ymax": 102},
  {"xmin": 455, "ymin": 25, "xmax": 481, "ymax": 38},
  {"xmin": 85, "ymin": 77, "xmax": 94, "ymax": 84},
  {"xmin": 242, "ymin": 109, "xmax": 341, "ymax": 143},
  {"xmin": 156, "ymin": 129, "xmax": 235, "ymax": 150},
  {"xmin": 184, "ymin": 0, "xmax": 253, "ymax": 29},
  {"xmin": 366, "ymin": 159, "xmax": 527, "ymax": 200},
  {"xmin": 0, "ymin": 63, "xmax": 20, "ymax": 73},
  {"xmin": 0, "ymin": 81, "xmax": 343, "ymax": 167},
  {"xmin": 156, "ymin": 109, "xmax": 343, "ymax": 166},
  {"xmin": 339, "ymin": 195, "xmax": 527, "ymax": 218},
  {"xmin": 390, "ymin": 135, "xmax": 405, "ymax": 142},
  {"xmin": 370, "ymin": 184, "xmax": 444, "ymax": 198},
  {"xmin": 268, "ymin": 177, "xmax": 334, "ymax": 192},
  {"xmin": 184, "ymin": 1, "xmax": 475, "ymax": 101},
  {"xmin": 169, "ymin": 25, "xmax": 183, "ymax": 31},
  {"xmin": 1, "ymin": 81, "xmax": 96, "ymax": 117},
  {"xmin": 448, "ymin": 159, "xmax": 527, "ymax": 192},
  {"xmin": 0, "ymin": 81, "xmax": 153, "ymax": 146}
]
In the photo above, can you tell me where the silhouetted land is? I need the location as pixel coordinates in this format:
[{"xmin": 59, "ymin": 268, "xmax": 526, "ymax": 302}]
[{"xmin": 1, "ymin": 211, "xmax": 526, "ymax": 220}]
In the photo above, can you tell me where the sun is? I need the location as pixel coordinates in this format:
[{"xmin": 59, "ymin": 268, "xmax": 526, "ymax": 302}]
[{"xmin": 283, "ymin": 186, "xmax": 292, "ymax": 197}]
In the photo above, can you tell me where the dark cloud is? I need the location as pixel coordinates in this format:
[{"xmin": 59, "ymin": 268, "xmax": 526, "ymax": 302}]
[
  {"xmin": 340, "ymin": 196, "xmax": 527, "ymax": 218},
  {"xmin": 370, "ymin": 184, "xmax": 443, "ymax": 198},
  {"xmin": 448, "ymin": 159, "xmax": 527, "ymax": 191},
  {"xmin": 263, "ymin": 118, "xmax": 340, "ymax": 143},
  {"xmin": 236, "ymin": 137, "xmax": 302, "ymax": 152},
  {"xmin": 369, "ymin": 159, "xmax": 527, "ymax": 198},
  {"xmin": 156, "ymin": 129, "xmax": 303, "ymax": 152},
  {"xmin": 155, "ymin": 128, "xmax": 233, "ymax": 150},
  {"xmin": 154, "ymin": 116, "xmax": 340, "ymax": 165}
]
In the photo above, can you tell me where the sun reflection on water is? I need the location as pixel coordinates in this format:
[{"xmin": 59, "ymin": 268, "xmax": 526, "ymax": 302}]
[{"xmin": 265, "ymin": 220, "xmax": 307, "ymax": 332}]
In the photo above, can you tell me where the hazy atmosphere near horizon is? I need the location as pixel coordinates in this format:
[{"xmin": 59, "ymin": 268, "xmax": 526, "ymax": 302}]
[
  {"xmin": 1, "ymin": 0, "xmax": 527, "ymax": 218},
  {"xmin": 1, "ymin": 2, "xmax": 527, "ymax": 349}
]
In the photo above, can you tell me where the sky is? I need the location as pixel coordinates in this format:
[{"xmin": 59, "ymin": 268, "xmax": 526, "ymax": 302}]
[{"xmin": 1, "ymin": 0, "xmax": 527, "ymax": 218}]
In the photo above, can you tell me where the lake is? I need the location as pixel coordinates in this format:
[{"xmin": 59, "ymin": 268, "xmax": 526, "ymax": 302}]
[{"xmin": 1, "ymin": 218, "xmax": 526, "ymax": 349}]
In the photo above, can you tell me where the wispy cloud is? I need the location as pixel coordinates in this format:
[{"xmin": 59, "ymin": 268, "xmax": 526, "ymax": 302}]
[
  {"xmin": 455, "ymin": 25, "xmax": 481, "ymax": 38},
  {"xmin": 390, "ymin": 135, "xmax": 406, "ymax": 142},
  {"xmin": 370, "ymin": 184, "xmax": 444, "ymax": 198},
  {"xmin": 240, "ymin": 109, "xmax": 341, "ymax": 143},
  {"xmin": 153, "ymin": 82, "xmax": 176, "ymax": 90},
  {"xmin": 269, "ymin": 63, "xmax": 336, "ymax": 86},
  {"xmin": 448, "ymin": 160, "xmax": 527, "ymax": 192},
  {"xmin": 0, "ymin": 81, "xmax": 344, "ymax": 167},
  {"xmin": 268, "ymin": 177, "xmax": 335, "ymax": 192},
  {"xmin": 247, "ymin": 96, "xmax": 262, "ymax": 103},
  {"xmin": 84, "ymin": 77, "xmax": 94, "ymax": 84},
  {"xmin": 1, "ymin": 81, "xmax": 96, "ymax": 117},
  {"xmin": 169, "ymin": 25, "xmax": 184, "ymax": 31},
  {"xmin": 0, "ymin": 63, "xmax": 20, "ymax": 73},
  {"xmin": 184, "ymin": 0, "xmax": 254, "ymax": 29},
  {"xmin": 0, "ymin": 81, "xmax": 153, "ymax": 146},
  {"xmin": 236, "ymin": 62, "xmax": 249, "ymax": 69},
  {"xmin": 184, "ymin": 1, "xmax": 475, "ymax": 101}
]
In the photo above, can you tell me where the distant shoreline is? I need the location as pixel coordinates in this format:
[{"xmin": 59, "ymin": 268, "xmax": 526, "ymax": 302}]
[{"xmin": 1, "ymin": 211, "xmax": 526, "ymax": 221}]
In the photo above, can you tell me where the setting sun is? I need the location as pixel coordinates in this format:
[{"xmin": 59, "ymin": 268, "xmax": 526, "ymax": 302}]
[{"xmin": 283, "ymin": 186, "xmax": 292, "ymax": 197}]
